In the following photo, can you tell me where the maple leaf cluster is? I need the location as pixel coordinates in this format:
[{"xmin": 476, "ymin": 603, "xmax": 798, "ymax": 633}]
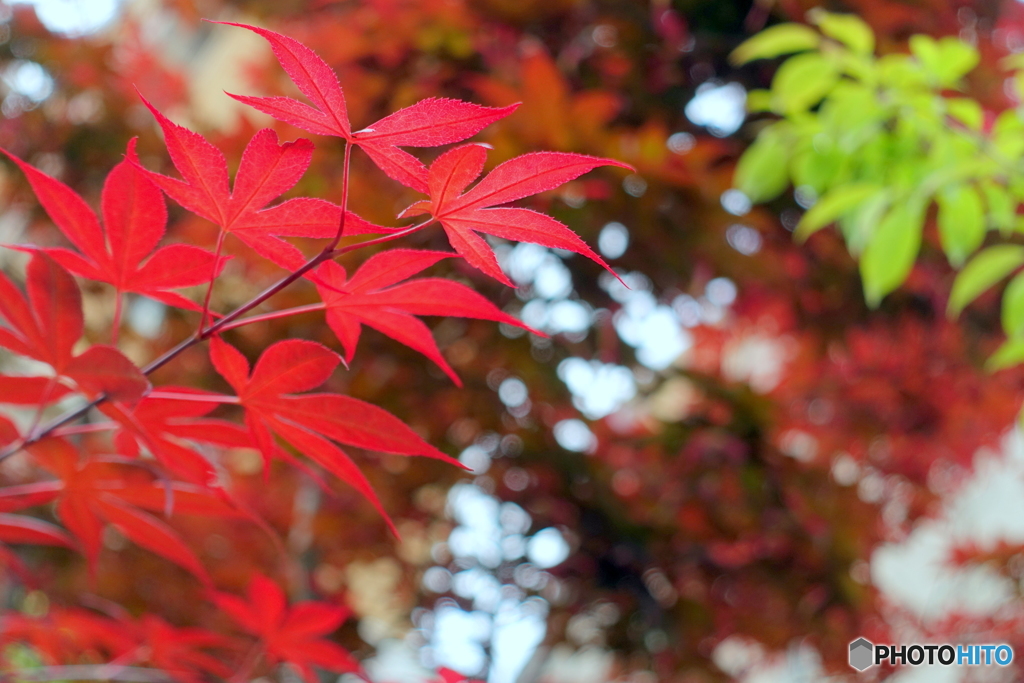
[{"xmin": 0, "ymin": 20, "xmax": 628, "ymax": 682}]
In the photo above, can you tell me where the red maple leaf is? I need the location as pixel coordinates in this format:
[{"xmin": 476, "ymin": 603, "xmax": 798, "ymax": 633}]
[
  {"xmin": 213, "ymin": 21, "xmax": 518, "ymax": 193},
  {"xmin": 0, "ymin": 142, "xmax": 224, "ymax": 312},
  {"xmin": 213, "ymin": 572, "xmax": 360, "ymax": 683},
  {"xmin": 101, "ymin": 387, "xmax": 254, "ymax": 485},
  {"xmin": 435, "ymin": 668, "xmax": 484, "ymax": 683},
  {"xmin": 0, "ymin": 511, "xmax": 72, "ymax": 582},
  {"xmin": 0, "ymin": 608, "xmax": 239, "ymax": 683},
  {"xmin": 0, "ymin": 607, "xmax": 136, "ymax": 666},
  {"xmin": 132, "ymin": 102, "xmax": 394, "ymax": 270},
  {"xmin": 401, "ymin": 143, "xmax": 630, "ymax": 285},
  {"xmin": 0, "ymin": 437, "xmax": 241, "ymax": 582},
  {"xmin": 314, "ymin": 249, "xmax": 535, "ymax": 384},
  {"xmin": 0, "ymin": 252, "xmax": 149, "ymax": 402},
  {"xmin": 0, "ymin": 375, "xmax": 73, "ymax": 405},
  {"xmin": 134, "ymin": 614, "xmax": 241, "ymax": 683},
  {"xmin": 209, "ymin": 337, "xmax": 461, "ymax": 533}
]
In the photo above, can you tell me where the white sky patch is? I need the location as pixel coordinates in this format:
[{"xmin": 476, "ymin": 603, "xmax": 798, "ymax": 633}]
[
  {"xmin": 720, "ymin": 189, "xmax": 752, "ymax": 216},
  {"xmin": 721, "ymin": 334, "xmax": 791, "ymax": 393},
  {"xmin": 685, "ymin": 81, "xmax": 747, "ymax": 137},
  {"xmin": 520, "ymin": 299, "xmax": 549, "ymax": 330},
  {"xmin": 11, "ymin": 0, "xmax": 120, "ymax": 36},
  {"xmin": 127, "ymin": 297, "xmax": 165, "ymax": 339},
  {"xmin": 458, "ymin": 445, "xmax": 492, "ymax": 475},
  {"xmin": 598, "ymin": 221, "xmax": 630, "ymax": 259},
  {"xmin": 503, "ymin": 243, "xmax": 548, "ymax": 285},
  {"xmin": 490, "ymin": 598, "xmax": 548, "ymax": 683},
  {"xmin": 726, "ymin": 223, "xmax": 763, "ymax": 255},
  {"xmin": 705, "ymin": 277, "xmax": 737, "ymax": 307},
  {"xmin": 3, "ymin": 60, "xmax": 54, "ymax": 102},
  {"xmin": 527, "ymin": 528, "xmax": 570, "ymax": 568},
  {"xmin": 498, "ymin": 377, "xmax": 528, "ymax": 408},
  {"xmin": 547, "ymin": 300, "xmax": 592, "ymax": 334},
  {"xmin": 557, "ymin": 358, "xmax": 636, "ymax": 419},
  {"xmin": 533, "ymin": 256, "xmax": 573, "ymax": 299},
  {"xmin": 613, "ymin": 291, "xmax": 692, "ymax": 370},
  {"xmin": 358, "ymin": 639, "xmax": 435, "ymax": 683},
  {"xmin": 447, "ymin": 484, "xmax": 503, "ymax": 568},
  {"xmin": 553, "ymin": 418, "xmax": 598, "ymax": 453},
  {"xmin": 431, "ymin": 606, "xmax": 491, "ymax": 675},
  {"xmin": 667, "ymin": 131, "xmax": 696, "ymax": 154},
  {"xmin": 600, "ymin": 271, "xmax": 694, "ymax": 370},
  {"xmin": 423, "ymin": 483, "xmax": 554, "ymax": 682}
]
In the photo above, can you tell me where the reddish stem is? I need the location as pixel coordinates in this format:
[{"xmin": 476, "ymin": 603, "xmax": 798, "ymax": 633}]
[
  {"xmin": 146, "ymin": 390, "xmax": 240, "ymax": 404},
  {"xmin": 215, "ymin": 302, "xmax": 327, "ymax": 333},
  {"xmin": 199, "ymin": 229, "xmax": 227, "ymax": 332},
  {"xmin": 328, "ymin": 142, "xmax": 353, "ymax": 250},
  {"xmin": 111, "ymin": 291, "xmax": 123, "ymax": 345},
  {"xmin": 52, "ymin": 422, "xmax": 119, "ymax": 437},
  {"xmin": 23, "ymin": 375, "xmax": 58, "ymax": 439}
]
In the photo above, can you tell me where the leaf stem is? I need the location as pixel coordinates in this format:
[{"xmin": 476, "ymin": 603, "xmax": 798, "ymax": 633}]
[
  {"xmin": 23, "ymin": 375, "xmax": 58, "ymax": 440},
  {"xmin": 111, "ymin": 291, "xmax": 123, "ymax": 345},
  {"xmin": 51, "ymin": 421, "xmax": 119, "ymax": 437},
  {"xmin": 199, "ymin": 229, "xmax": 227, "ymax": 332},
  {"xmin": 228, "ymin": 643, "xmax": 263, "ymax": 683},
  {"xmin": 328, "ymin": 142, "xmax": 353, "ymax": 251},
  {"xmin": 215, "ymin": 303, "xmax": 327, "ymax": 332},
  {"xmin": 146, "ymin": 390, "xmax": 240, "ymax": 403}
]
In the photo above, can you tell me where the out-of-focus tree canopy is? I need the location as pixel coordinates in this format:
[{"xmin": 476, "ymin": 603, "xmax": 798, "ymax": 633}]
[{"xmin": 3, "ymin": 0, "xmax": 1024, "ymax": 681}]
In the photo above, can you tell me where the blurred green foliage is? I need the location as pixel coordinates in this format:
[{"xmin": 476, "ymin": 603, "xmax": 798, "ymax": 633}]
[{"xmin": 734, "ymin": 11, "xmax": 1024, "ymax": 370}]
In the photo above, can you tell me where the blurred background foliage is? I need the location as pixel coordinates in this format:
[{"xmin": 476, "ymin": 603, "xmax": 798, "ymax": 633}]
[{"xmin": 4, "ymin": 0, "xmax": 1024, "ymax": 681}]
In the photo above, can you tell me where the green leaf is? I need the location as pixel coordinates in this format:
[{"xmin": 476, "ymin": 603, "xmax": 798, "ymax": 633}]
[
  {"xmin": 820, "ymin": 82, "xmax": 882, "ymax": 132},
  {"xmin": 1003, "ymin": 271, "xmax": 1024, "ymax": 338},
  {"xmin": 993, "ymin": 110, "xmax": 1024, "ymax": 157},
  {"xmin": 909, "ymin": 35, "xmax": 979, "ymax": 86},
  {"xmin": 791, "ymin": 145, "xmax": 844, "ymax": 193},
  {"xmin": 946, "ymin": 98, "xmax": 983, "ymax": 130},
  {"xmin": 730, "ymin": 24, "xmax": 821, "ymax": 65},
  {"xmin": 877, "ymin": 54, "xmax": 930, "ymax": 89},
  {"xmin": 771, "ymin": 53, "xmax": 839, "ymax": 113},
  {"xmin": 808, "ymin": 9, "xmax": 874, "ymax": 55},
  {"xmin": 860, "ymin": 201, "xmax": 924, "ymax": 307},
  {"xmin": 981, "ymin": 181, "xmax": 1015, "ymax": 236},
  {"xmin": 796, "ymin": 183, "xmax": 882, "ymax": 241},
  {"xmin": 841, "ymin": 192, "xmax": 890, "ymax": 256},
  {"xmin": 746, "ymin": 89, "xmax": 773, "ymax": 112},
  {"xmin": 948, "ymin": 245, "xmax": 1024, "ymax": 316},
  {"xmin": 734, "ymin": 127, "xmax": 791, "ymax": 202},
  {"xmin": 1001, "ymin": 53, "xmax": 1024, "ymax": 71},
  {"xmin": 936, "ymin": 184, "xmax": 985, "ymax": 267},
  {"xmin": 986, "ymin": 338, "xmax": 1024, "ymax": 371}
]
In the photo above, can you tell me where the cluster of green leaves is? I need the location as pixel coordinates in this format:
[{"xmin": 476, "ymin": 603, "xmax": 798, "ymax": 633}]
[{"xmin": 732, "ymin": 11, "xmax": 1024, "ymax": 367}]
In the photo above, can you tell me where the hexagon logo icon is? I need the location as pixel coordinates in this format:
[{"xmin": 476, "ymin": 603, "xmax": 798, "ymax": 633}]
[{"xmin": 849, "ymin": 637, "xmax": 874, "ymax": 671}]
